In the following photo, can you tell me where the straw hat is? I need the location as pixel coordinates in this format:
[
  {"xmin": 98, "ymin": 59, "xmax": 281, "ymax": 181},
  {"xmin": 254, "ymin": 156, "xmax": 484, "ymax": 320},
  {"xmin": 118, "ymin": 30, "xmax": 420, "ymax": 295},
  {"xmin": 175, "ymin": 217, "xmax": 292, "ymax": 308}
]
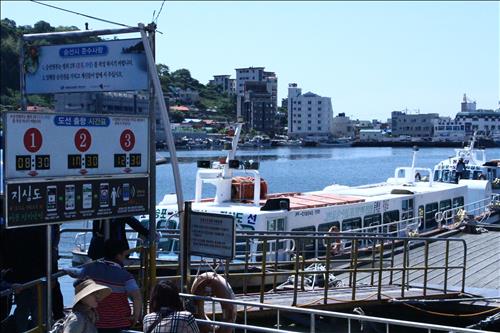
[{"xmin": 73, "ymin": 279, "xmax": 111, "ymax": 307}]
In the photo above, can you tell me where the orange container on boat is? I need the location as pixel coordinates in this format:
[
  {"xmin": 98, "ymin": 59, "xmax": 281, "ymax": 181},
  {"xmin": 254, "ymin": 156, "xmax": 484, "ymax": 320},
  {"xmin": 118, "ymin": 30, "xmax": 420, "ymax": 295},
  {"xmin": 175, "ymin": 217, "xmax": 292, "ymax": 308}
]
[{"xmin": 231, "ymin": 176, "xmax": 268, "ymax": 201}]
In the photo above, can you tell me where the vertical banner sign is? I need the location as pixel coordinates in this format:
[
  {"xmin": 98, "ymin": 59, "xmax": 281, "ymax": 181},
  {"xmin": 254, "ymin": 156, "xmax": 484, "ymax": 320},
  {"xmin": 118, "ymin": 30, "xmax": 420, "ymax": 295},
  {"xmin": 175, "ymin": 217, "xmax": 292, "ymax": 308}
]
[{"xmin": 24, "ymin": 38, "xmax": 148, "ymax": 93}]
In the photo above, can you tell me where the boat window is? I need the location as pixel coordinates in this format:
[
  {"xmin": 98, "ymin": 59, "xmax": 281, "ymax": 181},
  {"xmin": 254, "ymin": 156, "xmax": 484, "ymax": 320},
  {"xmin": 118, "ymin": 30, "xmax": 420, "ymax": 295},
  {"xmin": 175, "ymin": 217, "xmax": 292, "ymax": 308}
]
[
  {"xmin": 363, "ymin": 214, "xmax": 381, "ymax": 228},
  {"xmin": 318, "ymin": 221, "xmax": 340, "ymax": 232},
  {"xmin": 472, "ymin": 171, "xmax": 485, "ymax": 180},
  {"xmin": 442, "ymin": 170, "xmax": 449, "ymax": 182},
  {"xmin": 157, "ymin": 219, "xmax": 177, "ymax": 230},
  {"xmin": 318, "ymin": 221, "xmax": 340, "ymax": 253},
  {"xmin": 342, "ymin": 217, "xmax": 362, "ymax": 232},
  {"xmin": 434, "ymin": 170, "xmax": 440, "ymax": 181},
  {"xmin": 440, "ymin": 199, "xmax": 452, "ymax": 212},
  {"xmin": 383, "ymin": 210, "xmax": 400, "ymax": 233},
  {"xmin": 236, "ymin": 225, "xmax": 255, "ymax": 256},
  {"xmin": 425, "ymin": 202, "xmax": 439, "ymax": 230},
  {"xmin": 292, "ymin": 226, "xmax": 316, "ymax": 259},
  {"xmin": 267, "ymin": 218, "xmax": 285, "ymax": 231},
  {"xmin": 418, "ymin": 205, "xmax": 425, "ymax": 231},
  {"xmin": 452, "ymin": 197, "xmax": 464, "ymax": 208}
]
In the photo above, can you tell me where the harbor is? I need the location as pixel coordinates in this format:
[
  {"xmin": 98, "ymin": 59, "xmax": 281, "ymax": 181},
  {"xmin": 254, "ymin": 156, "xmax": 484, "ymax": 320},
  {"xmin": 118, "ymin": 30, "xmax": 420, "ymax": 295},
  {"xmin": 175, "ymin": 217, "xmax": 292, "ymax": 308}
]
[{"xmin": 1, "ymin": 2, "xmax": 500, "ymax": 333}]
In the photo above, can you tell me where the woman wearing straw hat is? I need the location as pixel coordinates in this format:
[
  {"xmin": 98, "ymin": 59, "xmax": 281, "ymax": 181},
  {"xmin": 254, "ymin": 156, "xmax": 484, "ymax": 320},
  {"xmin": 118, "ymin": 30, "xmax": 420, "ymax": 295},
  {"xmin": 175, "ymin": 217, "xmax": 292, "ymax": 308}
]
[{"xmin": 63, "ymin": 279, "xmax": 111, "ymax": 333}]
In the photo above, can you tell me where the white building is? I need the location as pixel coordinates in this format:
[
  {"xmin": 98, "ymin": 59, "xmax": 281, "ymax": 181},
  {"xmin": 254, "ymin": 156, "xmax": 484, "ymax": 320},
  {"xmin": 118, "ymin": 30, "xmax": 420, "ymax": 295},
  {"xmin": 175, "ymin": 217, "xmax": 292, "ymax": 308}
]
[
  {"xmin": 331, "ymin": 113, "xmax": 354, "ymax": 138},
  {"xmin": 287, "ymin": 83, "xmax": 333, "ymax": 138},
  {"xmin": 432, "ymin": 117, "xmax": 466, "ymax": 142},
  {"xmin": 359, "ymin": 129, "xmax": 384, "ymax": 142}
]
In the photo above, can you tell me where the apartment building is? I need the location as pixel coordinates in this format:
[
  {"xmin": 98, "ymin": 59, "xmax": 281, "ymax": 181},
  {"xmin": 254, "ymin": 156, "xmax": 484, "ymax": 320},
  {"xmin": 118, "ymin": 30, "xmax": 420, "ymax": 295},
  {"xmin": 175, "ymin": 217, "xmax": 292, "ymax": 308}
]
[
  {"xmin": 287, "ymin": 83, "xmax": 333, "ymax": 138},
  {"xmin": 391, "ymin": 110, "xmax": 439, "ymax": 138}
]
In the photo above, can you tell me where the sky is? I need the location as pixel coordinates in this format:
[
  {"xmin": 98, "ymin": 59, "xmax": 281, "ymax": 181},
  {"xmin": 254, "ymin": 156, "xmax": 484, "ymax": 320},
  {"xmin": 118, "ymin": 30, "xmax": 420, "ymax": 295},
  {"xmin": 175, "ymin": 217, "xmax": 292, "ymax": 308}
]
[{"xmin": 1, "ymin": 1, "xmax": 499, "ymax": 120}]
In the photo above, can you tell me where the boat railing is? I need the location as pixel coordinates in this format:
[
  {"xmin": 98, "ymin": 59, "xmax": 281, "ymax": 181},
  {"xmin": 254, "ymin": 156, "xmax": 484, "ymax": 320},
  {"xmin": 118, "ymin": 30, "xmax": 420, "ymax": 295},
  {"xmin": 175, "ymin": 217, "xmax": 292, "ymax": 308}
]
[
  {"xmin": 171, "ymin": 293, "xmax": 491, "ymax": 333},
  {"xmin": 436, "ymin": 193, "xmax": 500, "ymax": 228}
]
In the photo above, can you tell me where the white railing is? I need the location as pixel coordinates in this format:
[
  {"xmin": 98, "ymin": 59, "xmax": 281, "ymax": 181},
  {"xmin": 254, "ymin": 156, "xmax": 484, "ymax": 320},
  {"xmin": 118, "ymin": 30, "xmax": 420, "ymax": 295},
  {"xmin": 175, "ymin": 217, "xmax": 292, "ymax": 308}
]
[
  {"xmin": 177, "ymin": 293, "xmax": 493, "ymax": 333},
  {"xmin": 436, "ymin": 194, "xmax": 500, "ymax": 227}
]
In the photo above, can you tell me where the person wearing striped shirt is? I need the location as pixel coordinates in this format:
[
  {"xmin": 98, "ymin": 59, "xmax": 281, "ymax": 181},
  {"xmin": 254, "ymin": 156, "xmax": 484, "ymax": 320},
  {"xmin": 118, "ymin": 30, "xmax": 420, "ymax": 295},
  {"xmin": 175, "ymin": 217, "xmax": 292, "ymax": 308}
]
[{"xmin": 66, "ymin": 239, "xmax": 142, "ymax": 333}]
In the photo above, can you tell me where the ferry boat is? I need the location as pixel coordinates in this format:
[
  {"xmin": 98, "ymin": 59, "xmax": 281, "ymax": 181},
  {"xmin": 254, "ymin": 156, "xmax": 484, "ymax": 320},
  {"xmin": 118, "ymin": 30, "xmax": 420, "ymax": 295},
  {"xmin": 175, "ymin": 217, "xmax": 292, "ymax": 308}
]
[
  {"xmin": 71, "ymin": 126, "xmax": 498, "ymax": 267},
  {"xmin": 433, "ymin": 133, "xmax": 500, "ymax": 193}
]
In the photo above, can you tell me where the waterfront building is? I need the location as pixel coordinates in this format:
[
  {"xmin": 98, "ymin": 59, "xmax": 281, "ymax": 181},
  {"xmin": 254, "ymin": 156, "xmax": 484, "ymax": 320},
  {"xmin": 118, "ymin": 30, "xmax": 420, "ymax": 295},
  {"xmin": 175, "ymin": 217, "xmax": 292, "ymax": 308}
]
[
  {"xmin": 209, "ymin": 75, "xmax": 236, "ymax": 94},
  {"xmin": 331, "ymin": 113, "xmax": 354, "ymax": 138},
  {"xmin": 235, "ymin": 67, "xmax": 277, "ymax": 121},
  {"xmin": 170, "ymin": 87, "xmax": 200, "ymax": 105},
  {"xmin": 359, "ymin": 129, "xmax": 384, "ymax": 142},
  {"xmin": 242, "ymin": 81, "xmax": 276, "ymax": 134},
  {"xmin": 432, "ymin": 117, "xmax": 466, "ymax": 142},
  {"xmin": 287, "ymin": 83, "xmax": 333, "ymax": 138},
  {"xmin": 391, "ymin": 110, "xmax": 439, "ymax": 138},
  {"xmin": 455, "ymin": 101, "xmax": 500, "ymax": 136}
]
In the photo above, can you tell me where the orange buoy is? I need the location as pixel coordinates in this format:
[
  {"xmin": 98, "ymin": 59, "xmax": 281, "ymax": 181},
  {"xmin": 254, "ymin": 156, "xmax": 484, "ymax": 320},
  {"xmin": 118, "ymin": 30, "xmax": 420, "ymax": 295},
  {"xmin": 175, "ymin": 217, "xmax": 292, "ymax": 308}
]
[{"xmin": 190, "ymin": 273, "xmax": 237, "ymax": 333}]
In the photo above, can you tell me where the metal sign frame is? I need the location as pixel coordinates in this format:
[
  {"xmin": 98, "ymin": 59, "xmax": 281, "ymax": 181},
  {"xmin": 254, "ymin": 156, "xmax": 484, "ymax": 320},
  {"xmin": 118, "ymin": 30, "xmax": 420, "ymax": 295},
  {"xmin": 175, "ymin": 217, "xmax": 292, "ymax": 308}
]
[{"xmin": 188, "ymin": 211, "xmax": 236, "ymax": 260}]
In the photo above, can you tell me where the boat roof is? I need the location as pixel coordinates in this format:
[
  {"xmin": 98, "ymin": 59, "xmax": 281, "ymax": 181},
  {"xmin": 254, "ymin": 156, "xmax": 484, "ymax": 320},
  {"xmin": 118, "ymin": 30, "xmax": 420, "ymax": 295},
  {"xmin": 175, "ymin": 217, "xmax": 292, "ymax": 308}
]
[{"xmin": 191, "ymin": 181, "xmax": 465, "ymax": 213}]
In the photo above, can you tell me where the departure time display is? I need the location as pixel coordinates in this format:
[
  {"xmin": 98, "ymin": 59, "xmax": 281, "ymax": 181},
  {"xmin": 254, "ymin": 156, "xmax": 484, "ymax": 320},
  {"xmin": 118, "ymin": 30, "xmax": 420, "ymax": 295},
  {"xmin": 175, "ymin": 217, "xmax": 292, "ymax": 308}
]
[
  {"xmin": 68, "ymin": 154, "xmax": 99, "ymax": 169},
  {"xmin": 130, "ymin": 154, "xmax": 141, "ymax": 167},
  {"xmin": 16, "ymin": 155, "xmax": 50, "ymax": 171},
  {"xmin": 114, "ymin": 154, "xmax": 126, "ymax": 168}
]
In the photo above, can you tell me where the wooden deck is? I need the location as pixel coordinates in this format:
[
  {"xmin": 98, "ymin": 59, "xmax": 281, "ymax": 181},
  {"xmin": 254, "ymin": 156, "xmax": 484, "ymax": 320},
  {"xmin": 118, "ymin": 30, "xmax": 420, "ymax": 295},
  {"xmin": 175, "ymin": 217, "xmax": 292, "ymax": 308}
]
[{"xmin": 335, "ymin": 229, "xmax": 500, "ymax": 292}]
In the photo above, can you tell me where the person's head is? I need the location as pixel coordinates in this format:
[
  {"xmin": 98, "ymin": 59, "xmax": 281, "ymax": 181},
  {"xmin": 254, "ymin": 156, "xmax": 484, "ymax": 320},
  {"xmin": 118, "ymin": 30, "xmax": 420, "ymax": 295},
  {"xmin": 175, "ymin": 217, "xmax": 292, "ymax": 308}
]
[
  {"xmin": 328, "ymin": 226, "xmax": 339, "ymax": 233},
  {"xmin": 104, "ymin": 239, "xmax": 129, "ymax": 264},
  {"xmin": 149, "ymin": 280, "xmax": 183, "ymax": 313},
  {"xmin": 73, "ymin": 279, "xmax": 111, "ymax": 309}
]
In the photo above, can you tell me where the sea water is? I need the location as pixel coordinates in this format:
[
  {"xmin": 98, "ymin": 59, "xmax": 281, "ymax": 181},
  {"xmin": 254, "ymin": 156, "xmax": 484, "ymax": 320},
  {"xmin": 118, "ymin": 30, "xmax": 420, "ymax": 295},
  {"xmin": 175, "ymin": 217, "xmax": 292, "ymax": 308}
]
[{"xmin": 58, "ymin": 146, "xmax": 500, "ymax": 305}]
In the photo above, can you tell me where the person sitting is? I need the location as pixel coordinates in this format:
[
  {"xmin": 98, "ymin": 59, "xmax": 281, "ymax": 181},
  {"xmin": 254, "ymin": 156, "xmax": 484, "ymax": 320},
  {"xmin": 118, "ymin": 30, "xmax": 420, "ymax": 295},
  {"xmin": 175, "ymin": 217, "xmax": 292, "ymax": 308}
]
[
  {"xmin": 63, "ymin": 279, "xmax": 111, "ymax": 333},
  {"xmin": 323, "ymin": 226, "xmax": 342, "ymax": 256},
  {"xmin": 143, "ymin": 280, "xmax": 199, "ymax": 333}
]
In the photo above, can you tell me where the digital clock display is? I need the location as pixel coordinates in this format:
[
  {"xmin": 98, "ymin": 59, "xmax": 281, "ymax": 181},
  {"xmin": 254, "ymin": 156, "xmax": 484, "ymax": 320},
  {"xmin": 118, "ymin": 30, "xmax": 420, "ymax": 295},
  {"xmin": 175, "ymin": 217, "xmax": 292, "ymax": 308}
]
[
  {"xmin": 16, "ymin": 155, "xmax": 31, "ymax": 171},
  {"xmin": 16, "ymin": 155, "xmax": 50, "ymax": 171},
  {"xmin": 114, "ymin": 154, "xmax": 126, "ymax": 168},
  {"xmin": 68, "ymin": 154, "xmax": 82, "ymax": 169},
  {"xmin": 85, "ymin": 154, "xmax": 98, "ymax": 169},
  {"xmin": 35, "ymin": 155, "xmax": 50, "ymax": 170},
  {"xmin": 130, "ymin": 154, "xmax": 141, "ymax": 167}
]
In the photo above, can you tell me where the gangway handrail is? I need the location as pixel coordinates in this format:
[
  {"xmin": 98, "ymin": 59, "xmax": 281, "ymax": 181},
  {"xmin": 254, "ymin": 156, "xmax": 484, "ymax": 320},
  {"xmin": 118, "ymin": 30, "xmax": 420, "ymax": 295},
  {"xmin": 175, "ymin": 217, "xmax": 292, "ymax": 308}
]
[{"xmin": 178, "ymin": 293, "xmax": 492, "ymax": 333}]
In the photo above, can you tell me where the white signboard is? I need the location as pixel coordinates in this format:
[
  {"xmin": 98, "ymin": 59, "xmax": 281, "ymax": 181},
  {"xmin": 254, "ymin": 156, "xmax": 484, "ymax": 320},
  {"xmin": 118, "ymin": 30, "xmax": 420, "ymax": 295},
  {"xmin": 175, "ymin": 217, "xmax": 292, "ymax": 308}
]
[
  {"xmin": 190, "ymin": 212, "xmax": 235, "ymax": 260},
  {"xmin": 24, "ymin": 39, "xmax": 148, "ymax": 93},
  {"xmin": 4, "ymin": 112, "xmax": 149, "ymax": 179}
]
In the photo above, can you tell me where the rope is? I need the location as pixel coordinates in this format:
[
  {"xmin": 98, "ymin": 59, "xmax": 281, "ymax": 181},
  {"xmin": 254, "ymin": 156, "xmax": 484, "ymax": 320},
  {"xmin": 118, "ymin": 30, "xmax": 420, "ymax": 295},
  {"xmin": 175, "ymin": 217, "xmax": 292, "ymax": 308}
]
[
  {"xmin": 30, "ymin": 0, "xmax": 134, "ymax": 28},
  {"xmin": 296, "ymin": 292, "xmax": 397, "ymax": 307},
  {"xmin": 401, "ymin": 302, "xmax": 500, "ymax": 317}
]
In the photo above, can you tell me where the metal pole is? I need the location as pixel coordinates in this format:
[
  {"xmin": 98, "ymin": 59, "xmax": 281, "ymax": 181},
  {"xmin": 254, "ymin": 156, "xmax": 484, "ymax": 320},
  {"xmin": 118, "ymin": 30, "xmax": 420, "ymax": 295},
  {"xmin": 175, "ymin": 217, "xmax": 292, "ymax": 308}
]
[
  {"xmin": 181, "ymin": 201, "xmax": 191, "ymax": 292},
  {"xmin": 46, "ymin": 225, "xmax": 52, "ymax": 329},
  {"xmin": 147, "ymin": 24, "xmax": 157, "ymax": 307},
  {"xmin": 138, "ymin": 24, "xmax": 184, "ymax": 212},
  {"xmin": 19, "ymin": 38, "xmax": 27, "ymax": 111},
  {"xmin": 139, "ymin": 23, "xmax": 186, "ymax": 289}
]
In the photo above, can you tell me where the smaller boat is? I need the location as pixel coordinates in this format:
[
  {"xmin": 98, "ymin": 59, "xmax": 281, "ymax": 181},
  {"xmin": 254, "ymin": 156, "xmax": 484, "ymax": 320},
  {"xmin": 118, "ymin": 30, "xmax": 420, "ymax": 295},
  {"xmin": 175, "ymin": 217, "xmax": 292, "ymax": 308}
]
[{"xmin": 433, "ymin": 133, "xmax": 500, "ymax": 194}]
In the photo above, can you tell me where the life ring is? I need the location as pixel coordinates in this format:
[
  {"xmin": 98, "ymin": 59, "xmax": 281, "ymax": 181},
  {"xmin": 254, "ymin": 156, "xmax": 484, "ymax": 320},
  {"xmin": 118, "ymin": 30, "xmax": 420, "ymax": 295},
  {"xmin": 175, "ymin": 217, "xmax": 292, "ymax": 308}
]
[{"xmin": 191, "ymin": 273, "xmax": 237, "ymax": 333}]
